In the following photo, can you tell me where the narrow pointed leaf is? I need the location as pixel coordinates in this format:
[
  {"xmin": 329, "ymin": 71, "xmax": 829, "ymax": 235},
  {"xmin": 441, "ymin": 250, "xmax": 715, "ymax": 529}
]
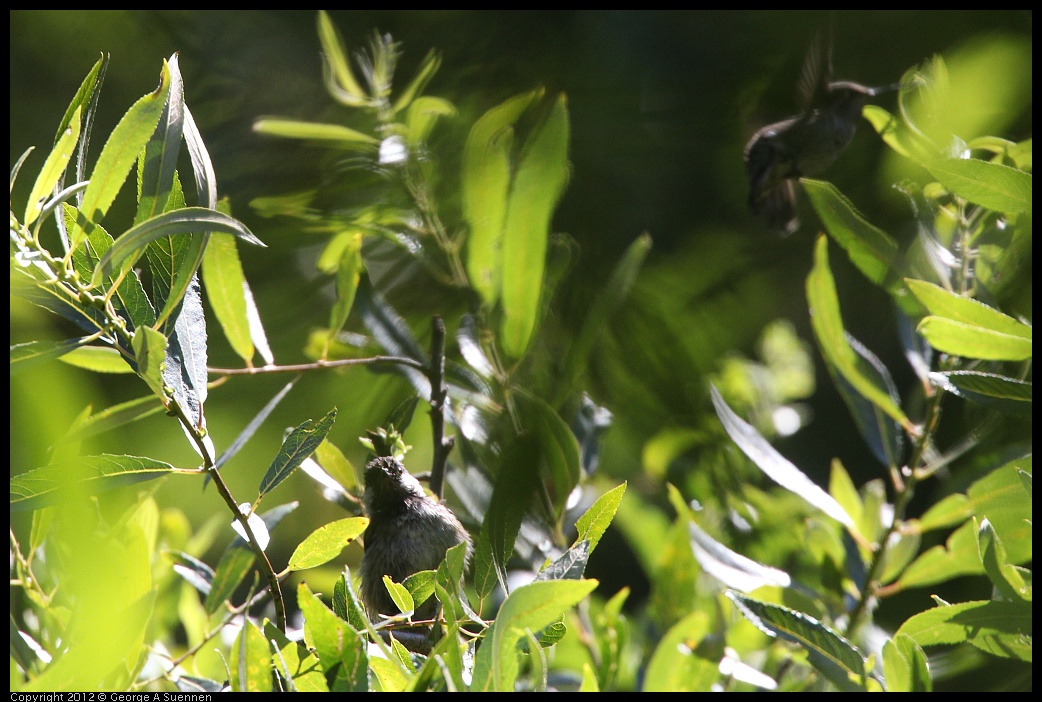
[
  {"xmin": 463, "ymin": 90, "xmax": 541, "ymax": 305},
  {"xmin": 574, "ymin": 482, "xmax": 627, "ymax": 554},
  {"xmin": 25, "ymin": 107, "xmax": 81, "ymax": 226},
  {"xmin": 132, "ymin": 325, "xmax": 169, "ymax": 400},
  {"xmin": 258, "ymin": 408, "xmax": 338, "ymax": 498},
  {"xmin": 710, "ymin": 384, "xmax": 855, "ymax": 528},
  {"xmin": 59, "ymin": 394, "xmax": 166, "ymax": 444},
  {"xmin": 136, "ymin": 53, "xmax": 184, "ymax": 224},
  {"xmin": 253, "ymin": 119, "xmax": 377, "ymax": 147},
  {"xmin": 327, "ymin": 232, "xmax": 363, "ymax": 348},
  {"xmin": 978, "ymin": 518, "xmax": 1030, "ymax": 602},
  {"xmin": 392, "ymin": 49, "xmax": 441, "ymax": 114},
  {"xmin": 689, "ymin": 522, "xmax": 791, "ymax": 592},
  {"xmin": 71, "ymin": 60, "xmax": 171, "ymax": 250},
  {"xmin": 10, "ymin": 454, "xmax": 176, "ymax": 512},
  {"xmin": 925, "ymin": 158, "xmax": 1031, "ymax": 214},
  {"xmin": 10, "ymin": 336, "xmax": 97, "ymax": 375},
  {"xmin": 726, "ymin": 591, "xmax": 868, "ymax": 691},
  {"xmin": 317, "ymin": 10, "xmax": 365, "ymax": 100},
  {"xmin": 917, "ymin": 316, "xmax": 1032, "ymax": 361},
  {"xmin": 906, "ymin": 279, "xmax": 1032, "ymax": 339},
  {"xmin": 169, "ymin": 551, "xmax": 215, "ymax": 595},
  {"xmin": 802, "ymin": 179, "xmax": 902, "ymax": 292},
  {"xmin": 806, "ymin": 236, "xmax": 912, "ymax": 431},
  {"xmin": 202, "ymin": 232, "xmax": 253, "ymax": 363},
  {"xmin": 91, "ymin": 207, "xmax": 262, "ymax": 285},
  {"xmin": 642, "ymin": 611, "xmax": 718, "ymax": 692},
  {"xmin": 500, "ymin": 94, "xmax": 570, "ymax": 357},
  {"xmin": 59, "ymin": 345, "xmax": 134, "ymax": 373},
  {"xmin": 929, "ymin": 371, "xmax": 1031, "ymax": 415}
]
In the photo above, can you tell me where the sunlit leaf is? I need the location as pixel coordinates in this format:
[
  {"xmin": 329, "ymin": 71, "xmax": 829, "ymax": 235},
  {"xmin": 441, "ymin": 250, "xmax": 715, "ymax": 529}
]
[
  {"xmin": 689, "ymin": 522, "xmax": 791, "ymax": 592},
  {"xmin": 574, "ymin": 482, "xmax": 627, "ymax": 554},
  {"xmin": 288, "ymin": 517, "xmax": 368, "ymax": 571},
  {"xmin": 806, "ymin": 236, "xmax": 912, "ymax": 431},
  {"xmin": 59, "ymin": 344, "xmax": 134, "ymax": 373},
  {"xmin": 472, "ymin": 578, "xmax": 598, "ymax": 692},
  {"xmin": 10, "ymin": 454, "xmax": 176, "ymax": 513},
  {"xmin": 230, "ymin": 619, "xmax": 271, "ymax": 692},
  {"xmin": 642, "ymin": 611, "xmax": 718, "ymax": 692},
  {"xmin": 91, "ymin": 207, "xmax": 263, "ymax": 285},
  {"xmin": 926, "ymin": 157, "xmax": 1031, "ymax": 214},
  {"xmin": 264, "ymin": 621, "xmax": 329, "ymax": 692},
  {"xmin": 882, "ymin": 634, "xmax": 932, "ymax": 692},
  {"xmin": 978, "ymin": 518, "xmax": 1031, "ymax": 602},
  {"xmin": 896, "ymin": 599, "xmax": 1031, "ymax": 662},
  {"xmin": 71, "ymin": 60, "xmax": 171, "ymax": 250},
  {"xmin": 136, "ymin": 54, "xmax": 183, "ymax": 224},
  {"xmin": 253, "ymin": 118, "xmax": 377, "ymax": 147},
  {"xmin": 710, "ymin": 384, "xmax": 856, "ymax": 528},
  {"xmin": 929, "ymin": 371, "xmax": 1031, "ymax": 415},
  {"xmin": 726, "ymin": 591, "xmax": 868, "ymax": 691},
  {"xmin": 500, "ymin": 94, "xmax": 570, "ymax": 357},
  {"xmin": 917, "ymin": 316, "xmax": 1032, "ymax": 361},
  {"xmin": 202, "ymin": 232, "xmax": 253, "ymax": 364},
  {"xmin": 258, "ymin": 408, "xmax": 338, "ymax": 498},
  {"xmin": 802, "ymin": 179, "xmax": 902, "ymax": 293},
  {"xmin": 463, "ymin": 90, "xmax": 541, "ymax": 306},
  {"xmin": 25, "ymin": 106, "xmax": 80, "ymax": 226}
]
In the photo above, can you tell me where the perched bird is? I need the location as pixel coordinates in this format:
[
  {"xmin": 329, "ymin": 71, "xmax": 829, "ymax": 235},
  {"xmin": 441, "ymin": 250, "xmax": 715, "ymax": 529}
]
[
  {"xmin": 744, "ymin": 24, "xmax": 899, "ymax": 234},
  {"xmin": 359, "ymin": 455, "xmax": 471, "ymax": 653}
]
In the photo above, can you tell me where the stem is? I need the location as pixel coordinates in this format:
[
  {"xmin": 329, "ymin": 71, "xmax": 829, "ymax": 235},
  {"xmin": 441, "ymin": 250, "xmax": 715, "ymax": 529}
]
[
  {"xmin": 208, "ymin": 355, "xmax": 426, "ymax": 376},
  {"xmin": 427, "ymin": 316, "xmax": 454, "ymax": 499},
  {"xmin": 168, "ymin": 399, "xmax": 287, "ymax": 632}
]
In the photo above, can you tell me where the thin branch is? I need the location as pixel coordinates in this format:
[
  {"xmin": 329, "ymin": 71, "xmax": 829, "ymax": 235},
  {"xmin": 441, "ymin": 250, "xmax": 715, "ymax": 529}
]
[
  {"xmin": 208, "ymin": 355, "xmax": 426, "ymax": 376},
  {"xmin": 427, "ymin": 316, "xmax": 454, "ymax": 499}
]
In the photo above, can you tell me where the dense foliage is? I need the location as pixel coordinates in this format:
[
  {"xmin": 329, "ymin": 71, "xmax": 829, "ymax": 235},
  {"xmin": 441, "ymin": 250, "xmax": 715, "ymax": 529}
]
[{"xmin": 10, "ymin": 11, "xmax": 1031, "ymax": 692}]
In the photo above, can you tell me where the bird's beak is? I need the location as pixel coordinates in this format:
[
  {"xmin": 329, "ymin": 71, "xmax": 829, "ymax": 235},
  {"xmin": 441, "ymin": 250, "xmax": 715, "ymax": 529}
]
[{"xmin": 866, "ymin": 82, "xmax": 903, "ymax": 97}]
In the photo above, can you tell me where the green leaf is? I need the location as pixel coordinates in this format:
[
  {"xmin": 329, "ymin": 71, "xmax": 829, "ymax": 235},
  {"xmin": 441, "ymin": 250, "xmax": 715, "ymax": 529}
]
[
  {"xmin": 71, "ymin": 60, "xmax": 171, "ymax": 251},
  {"xmin": 899, "ymin": 519, "xmax": 981, "ymax": 589},
  {"xmin": 801, "ymin": 179, "xmax": 902, "ymax": 293},
  {"xmin": 392, "ymin": 49, "xmax": 441, "ymax": 114},
  {"xmin": 298, "ymin": 582, "xmax": 368, "ymax": 689},
  {"xmin": 132, "ymin": 325, "xmax": 169, "ymax": 401},
  {"xmin": 135, "ymin": 53, "xmax": 184, "ymax": 224},
  {"xmin": 288, "ymin": 517, "xmax": 368, "ymax": 571},
  {"xmin": 258, "ymin": 408, "xmax": 338, "ymax": 498},
  {"xmin": 10, "ymin": 337, "xmax": 99, "ymax": 375},
  {"xmin": 202, "ymin": 231, "xmax": 254, "ymax": 364},
  {"xmin": 382, "ymin": 575, "xmax": 415, "ymax": 616},
  {"xmin": 917, "ymin": 316, "xmax": 1032, "ymax": 361},
  {"xmin": 402, "ymin": 569, "xmax": 438, "ymax": 610},
  {"xmin": 406, "ymin": 96, "xmax": 456, "ymax": 146},
  {"xmin": 929, "ymin": 371, "xmax": 1031, "ymax": 415},
  {"xmin": 689, "ymin": 522, "xmax": 792, "ymax": 592},
  {"xmin": 204, "ymin": 546, "xmax": 255, "ymax": 615},
  {"xmin": 978, "ymin": 518, "xmax": 1031, "ymax": 602},
  {"xmin": 882, "ymin": 634, "xmax": 932, "ymax": 692},
  {"xmin": 710, "ymin": 384, "xmax": 856, "ymax": 529},
  {"xmin": 327, "ymin": 232, "xmax": 363, "ymax": 351},
  {"xmin": 829, "ymin": 459, "xmax": 864, "ymax": 530},
  {"xmin": 10, "ymin": 454, "xmax": 176, "ymax": 513},
  {"xmin": 253, "ymin": 118, "xmax": 377, "ymax": 147},
  {"xmin": 643, "ymin": 610, "xmax": 718, "ymax": 691},
  {"xmin": 726, "ymin": 591, "xmax": 868, "ymax": 691},
  {"xmin": 463, "ymin": 89, "xmax": 541, "ymax": 306},
  {"xmin": 316, "ymin": 10, "xmax": 366, "ymax": 104},
  {"xmin": 313, "ymin": 439, "xmax": 359, "ymax": 493},
  {"xmin": 906, "ymin": 279, "xmax": 1032, "ymax": 340},
  {"xmin": 500, "ymin": 94, "xmax": 570, "ymax": 358},
  {"xmin": 58, "ymin": 394, "xmax": 166, "ymax": 445},
  {"xmin": 574, "ymin": 482, "xmax": 627, "ymax": 554},
  {"xmin": 25, "ymin": 106, "xmax": 81, "ymax": 226},
  {"xmin": 264, "ymin": 621, "xmax": 329, "ymax": 692},
  {"xmin": 896, "ymin": 599, "xmax": 1031, "ymax": 662},
  {"xmin": 925, "ymin": 158, "xmax": 1032, "ymax": 214},
  {"xmin": 230, "ymin": 619, "xmax": 271, "ymax": 692},
  {"xmin": 472, "ymin": 578, "xmax": 598, "ymax": 692},
  {"xmin": 806, "ymin": 236, "xmax": 912, "ymax": 431},
  {"xmin": 59, "ymin": 344, "xmax": 134, "ymax": 373},
  {"xmin": 517, "ymin": 392, "xmax": 582, "ymax": 524},
  {"xmin": 91, "ymin": 206, "xmax": 263, "ymax": 286}
]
